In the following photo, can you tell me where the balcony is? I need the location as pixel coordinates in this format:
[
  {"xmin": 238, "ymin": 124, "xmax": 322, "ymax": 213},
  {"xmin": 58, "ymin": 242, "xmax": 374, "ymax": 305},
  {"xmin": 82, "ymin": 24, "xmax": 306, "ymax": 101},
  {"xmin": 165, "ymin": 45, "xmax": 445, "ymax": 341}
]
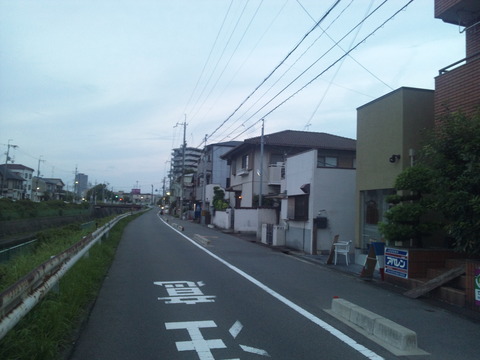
[
  {"xmin": 435, "ymin": 0, "xmax": 480, "ymax": 26},
  {"xmin": 268, "ymin": 163, "xmax": 284, "ymax": 185},
  {"xmin": 434, "ymin": 51, "xmax": 480, "ymax": 118}
]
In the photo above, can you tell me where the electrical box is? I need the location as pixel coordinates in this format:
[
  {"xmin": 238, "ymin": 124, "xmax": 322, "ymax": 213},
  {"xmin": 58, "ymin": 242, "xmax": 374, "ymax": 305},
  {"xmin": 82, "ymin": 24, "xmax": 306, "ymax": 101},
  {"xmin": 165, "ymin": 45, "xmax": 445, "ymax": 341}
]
[{"xmin": 315, "ymin": 216, "xmax": 328, "ymax": 229}]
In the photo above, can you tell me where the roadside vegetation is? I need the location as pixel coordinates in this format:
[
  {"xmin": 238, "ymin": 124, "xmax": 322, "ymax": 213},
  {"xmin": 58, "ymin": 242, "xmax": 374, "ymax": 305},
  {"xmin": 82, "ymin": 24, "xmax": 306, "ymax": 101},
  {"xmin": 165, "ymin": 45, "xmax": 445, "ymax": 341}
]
[
  {"xmin": 380, "ymin": 111, "xmax": 480, "ymax": 255},
  {"xmin": 0, "ymin": 199, "xmax": 90, "ymax": 221},
  {"xmin": 0, "ymin": 213, "xmax": 141, "ymax": 360}
]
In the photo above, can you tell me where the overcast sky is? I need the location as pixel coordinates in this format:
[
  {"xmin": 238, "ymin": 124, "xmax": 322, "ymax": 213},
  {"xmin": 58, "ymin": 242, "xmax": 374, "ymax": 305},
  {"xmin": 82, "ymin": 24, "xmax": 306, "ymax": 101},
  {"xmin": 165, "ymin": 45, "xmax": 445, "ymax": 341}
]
[{"xmin": 0, "ymin": 0, "xmax": 465, "ymax": 193}]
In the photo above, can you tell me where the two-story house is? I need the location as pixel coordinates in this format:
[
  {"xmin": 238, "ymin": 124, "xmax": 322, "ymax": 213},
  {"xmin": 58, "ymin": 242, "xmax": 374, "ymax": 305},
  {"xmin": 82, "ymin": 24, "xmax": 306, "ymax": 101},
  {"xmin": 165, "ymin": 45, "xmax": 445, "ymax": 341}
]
[
  {"xmin": 0, "ymin": 164, "xmax": 35, "ymax": 200},
  {"xmin": 0, "ymin": 164, "xmax": 27, "ymax": 200},
  {"xmin": 221, "ymin": 130, "xmax": 356, "ymax": 242},
  {"xmin": 42, "ymin": 178, "xmax": 66, "ymax": 200},
  {"xmin": 222, "ymin": 130, "xmax": 355, "ymax": 206},
  {"xmin": 195, "ymin": 141, "xmax": 241, "ymax": 222}
]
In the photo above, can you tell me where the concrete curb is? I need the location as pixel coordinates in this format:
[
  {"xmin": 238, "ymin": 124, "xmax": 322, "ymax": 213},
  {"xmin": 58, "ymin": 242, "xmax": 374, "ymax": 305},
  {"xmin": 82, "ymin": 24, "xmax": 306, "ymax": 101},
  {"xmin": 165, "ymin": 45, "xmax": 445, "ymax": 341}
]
[
  {"xmin": 325, "ymin": 298, "xmax": 428, "ymax": 356},
  {"xmin": 170, "ymin": 223, "xmax": 185, "ymax": 231},
  {"xmin": 193, "ymin": 234, "xmax": 211, "ymax": 246}
]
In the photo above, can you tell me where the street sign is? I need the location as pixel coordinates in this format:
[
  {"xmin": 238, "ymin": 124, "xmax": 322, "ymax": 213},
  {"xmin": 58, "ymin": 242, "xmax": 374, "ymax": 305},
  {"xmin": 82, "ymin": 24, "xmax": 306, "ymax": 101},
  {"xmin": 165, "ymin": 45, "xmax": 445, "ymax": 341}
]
[
  {"xmin": 385, "ymin": 247, "xmax": 409, "ymax": 279},
  {"xmin": 475, "ymin": 269, "xmax": 480, "ymax": 306}
]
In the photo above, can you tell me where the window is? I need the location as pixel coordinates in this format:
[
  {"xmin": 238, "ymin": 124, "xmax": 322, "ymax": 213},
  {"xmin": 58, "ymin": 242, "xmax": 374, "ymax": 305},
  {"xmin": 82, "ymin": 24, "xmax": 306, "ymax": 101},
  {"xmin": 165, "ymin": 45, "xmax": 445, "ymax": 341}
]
[
  {"xmin": 365, "ymin": 200, "xmax": 379, "ymax": 224},
  {"xmin": 317, "ymin": 156, "xmax": 338, "ymax": 168},
  {"xmin": 288, "ymin": 194, "xmax": 309, "ymax": 221},
  {"xmin": 270, "ymin": 153, "xmax": 283, "ymax": 165},
  {"xmin": 241, "ymin": 154, "xmax": 249, "ymax": 169}
]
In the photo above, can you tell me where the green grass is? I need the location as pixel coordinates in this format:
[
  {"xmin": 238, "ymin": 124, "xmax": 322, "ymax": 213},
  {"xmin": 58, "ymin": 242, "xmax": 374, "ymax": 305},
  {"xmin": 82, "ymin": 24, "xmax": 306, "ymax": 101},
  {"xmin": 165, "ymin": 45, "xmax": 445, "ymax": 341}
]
[
  {"xmin": 0, "ymin": 221, "xmax": 110, "ymax": 293},
  {"xmin": 0, "ymin": 213, "xmax": 140, "ymax": 360},
  {"xmin": 0, "ymin": 199, "xmax": 90, "ymax": 221}
]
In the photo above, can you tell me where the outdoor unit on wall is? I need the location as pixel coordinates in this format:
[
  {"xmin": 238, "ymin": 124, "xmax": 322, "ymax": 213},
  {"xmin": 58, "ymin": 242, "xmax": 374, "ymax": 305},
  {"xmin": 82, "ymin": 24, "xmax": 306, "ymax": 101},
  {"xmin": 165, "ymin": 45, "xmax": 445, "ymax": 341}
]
[{"xmin": 314, "ymin": 216, "xmax": 328, "ymax": 229}]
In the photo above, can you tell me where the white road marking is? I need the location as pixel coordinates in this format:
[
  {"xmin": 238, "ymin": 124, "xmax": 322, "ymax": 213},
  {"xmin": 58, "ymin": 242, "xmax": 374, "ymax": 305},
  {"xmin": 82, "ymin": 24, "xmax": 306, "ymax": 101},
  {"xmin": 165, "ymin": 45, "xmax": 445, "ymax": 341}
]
[
  {"xmin": 159, "ymin": 215, "xmax": 384, "ymax": 360},
  {"xmin": 229, "ymin": 320, "xmax": 243, "ymax": 339},
  {"xmin": 155, "ymin": 280, "xmax": 216, "ymax": 304},
  {"xmin": 239, "ymin": 344, "xmax": 270, "ymax": 357},
  {"xmin": 165, "ymin": 321, "xmax": 226, "ymax": 360}
]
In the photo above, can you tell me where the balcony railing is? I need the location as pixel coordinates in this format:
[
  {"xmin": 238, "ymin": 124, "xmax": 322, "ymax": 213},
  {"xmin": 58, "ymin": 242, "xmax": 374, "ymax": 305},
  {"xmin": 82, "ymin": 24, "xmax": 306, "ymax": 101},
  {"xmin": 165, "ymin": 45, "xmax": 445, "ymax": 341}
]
[{"xmin": 439, "ymin": 51, "xmax": 480, "ymax": 74}]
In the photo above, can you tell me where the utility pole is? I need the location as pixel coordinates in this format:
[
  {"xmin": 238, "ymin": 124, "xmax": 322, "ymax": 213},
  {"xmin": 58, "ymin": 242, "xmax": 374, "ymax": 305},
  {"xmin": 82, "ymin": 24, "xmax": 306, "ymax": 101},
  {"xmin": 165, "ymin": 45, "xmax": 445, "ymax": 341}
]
[
  {"xmin": 259, "ymin": 119, "xmax": 264, "ymax": 207},
  {"xmin": 35, "ymin": 155, "xmax": 45, "ymax": 201},
  {"xmin": 202, "ymin": 134, "xmax": 208, "ymax": 224},
  {"xmin": 73, "ymin": 166, "xmax": 78, "ymax": 203},
  {"xmin": 2, "ymin": 140, "xmax": 18, "ymax": 198},
  {"xmin": 162, "ymin": 176, "xmax": 166, "ymax": 198},
  {"xmin": 175, "ymin": 116, "xmax": 187, "ymax": 218}
]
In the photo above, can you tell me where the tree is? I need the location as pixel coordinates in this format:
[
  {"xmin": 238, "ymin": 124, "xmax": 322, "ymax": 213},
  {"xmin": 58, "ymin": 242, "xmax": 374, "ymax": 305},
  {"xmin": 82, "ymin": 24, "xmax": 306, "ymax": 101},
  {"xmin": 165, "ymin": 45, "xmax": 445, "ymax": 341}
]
[
  {"xmin": 86, "ymin": 184, "xmax": 114, "ymax": 203},
  {"xmin": 212, "ymin": 186, "xmax": 229, "ymax": 211},
  {"xmin": 380, "ymin": 111, "xmax": 480, "ymax": 255},
  {"xmin": 379, "ymin": 165, "xmax": 437, "ymax": 247},
  {"xmin": 422, "ymin": 111, "xmax": 480, "ymax": 255}
]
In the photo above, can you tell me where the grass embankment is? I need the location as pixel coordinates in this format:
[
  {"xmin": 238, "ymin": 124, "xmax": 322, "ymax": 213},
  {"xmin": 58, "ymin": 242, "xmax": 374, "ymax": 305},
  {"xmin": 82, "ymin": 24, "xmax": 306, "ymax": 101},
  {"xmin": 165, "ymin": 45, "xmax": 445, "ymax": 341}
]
[
  {"xmin": 0, "ymin": 213, "xmax": 141, "ymax": 360},
  {"xmin": 0, "ymin": 199, "xmax": 90, "ymax": 221}
]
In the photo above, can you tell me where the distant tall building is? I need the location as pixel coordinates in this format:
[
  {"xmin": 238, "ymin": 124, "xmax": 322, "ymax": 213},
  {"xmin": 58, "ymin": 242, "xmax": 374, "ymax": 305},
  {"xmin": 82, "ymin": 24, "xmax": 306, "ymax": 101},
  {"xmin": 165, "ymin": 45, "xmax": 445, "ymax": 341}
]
[
  {"xmin": 169, "ymin": 147, "xmax": 202, "ymax": 207},
  {"xmin": 170, "ymin": 147, "xmax": 202, "ymax": 178},
  {"xmin": 75, "ymin": 173, "xmax": 88, "ymax": 198}
]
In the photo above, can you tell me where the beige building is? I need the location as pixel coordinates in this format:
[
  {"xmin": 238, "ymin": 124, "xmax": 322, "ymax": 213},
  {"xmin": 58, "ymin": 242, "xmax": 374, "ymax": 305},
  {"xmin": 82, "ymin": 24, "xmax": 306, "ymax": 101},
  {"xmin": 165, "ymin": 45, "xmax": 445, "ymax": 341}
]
[{"xmin": 355, "ymin": 87, "xmax": 435, "ymax": 254}]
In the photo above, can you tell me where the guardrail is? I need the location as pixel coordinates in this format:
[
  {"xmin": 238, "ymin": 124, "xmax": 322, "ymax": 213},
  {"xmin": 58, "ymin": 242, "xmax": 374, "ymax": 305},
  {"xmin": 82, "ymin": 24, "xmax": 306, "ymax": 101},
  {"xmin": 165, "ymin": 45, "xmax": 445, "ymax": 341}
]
[{"xmin": 0, "ymin": 212, "xmax": 131, "ymax": 340}]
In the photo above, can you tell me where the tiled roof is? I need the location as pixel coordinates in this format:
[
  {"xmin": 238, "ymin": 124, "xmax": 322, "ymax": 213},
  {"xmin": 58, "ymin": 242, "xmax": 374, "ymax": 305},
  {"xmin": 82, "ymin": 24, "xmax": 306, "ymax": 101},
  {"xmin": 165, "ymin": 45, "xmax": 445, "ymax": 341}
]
[
  {"xmin": 245, "ymin": 130, "xmax": 356, "ymax": 150},
  {"xmin": 0, "ymin": 165, "xmax": 25, "ymax": 181},
  {"xmin": 221, "ymin": 130, "xmax": 356, "ymax": 159},
  {"xmin": 5, "ymin": 164, "xmax": 35, "ymax": 172}
]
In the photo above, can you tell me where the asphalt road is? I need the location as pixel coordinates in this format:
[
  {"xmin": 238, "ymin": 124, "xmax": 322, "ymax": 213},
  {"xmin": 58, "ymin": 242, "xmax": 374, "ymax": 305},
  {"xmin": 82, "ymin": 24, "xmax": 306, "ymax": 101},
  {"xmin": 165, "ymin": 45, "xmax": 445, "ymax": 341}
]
[{"xmin": 69, "ymin": 210, "xmax": 478, "ymax": 360}]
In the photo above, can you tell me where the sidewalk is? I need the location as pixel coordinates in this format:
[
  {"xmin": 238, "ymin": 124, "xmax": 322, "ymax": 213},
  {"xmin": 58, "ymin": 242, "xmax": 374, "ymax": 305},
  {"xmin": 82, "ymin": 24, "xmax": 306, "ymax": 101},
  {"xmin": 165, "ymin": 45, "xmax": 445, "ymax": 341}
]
[{"xmin": 220, "ymin": 225, "xmax": 381, "ymax": 280}]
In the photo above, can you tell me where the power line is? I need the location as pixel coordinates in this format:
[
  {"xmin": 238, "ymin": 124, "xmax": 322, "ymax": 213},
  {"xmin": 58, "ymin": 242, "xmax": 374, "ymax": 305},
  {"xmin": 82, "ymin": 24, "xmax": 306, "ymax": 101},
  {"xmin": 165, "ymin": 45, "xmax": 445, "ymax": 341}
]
[
  {"xmin": 302, "ymin": 0, "xmax": 376, "ymax": 130},
  {"xmin": 260, "ymin": 0, "xmax": 414, "ymax": 121},
  {"xmin": 213, "ymin": 0, "xmax": 355, "ymax": 142},
  {"xmin": 182, "ymin": 0, "xmax": 234, "ymax": 116},
  {"xmin": 199, "ymin": 0, "xmax": 290, "ymax": 145},
  {"xmin": 203, "ymin": 0, "xmax": 343, "ymax": 144},
  {"xmin": 219, "ymin": 0, "xmax": 392, "ymax": 141},
  {"xmin": 189, "ymin": 0, "xmax": 264, "ymax": 124},
  {"xmin": 187, "ymin": 1, "xmax": 251, "ymax": 121}
]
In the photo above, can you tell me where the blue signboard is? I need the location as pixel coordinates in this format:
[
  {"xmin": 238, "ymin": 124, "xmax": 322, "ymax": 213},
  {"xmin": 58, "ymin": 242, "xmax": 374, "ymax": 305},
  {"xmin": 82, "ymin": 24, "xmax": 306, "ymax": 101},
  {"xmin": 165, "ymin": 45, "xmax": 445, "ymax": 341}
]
[{"xmin": 385, "ymin": 247, "xmax": 409, "ymax": 279}]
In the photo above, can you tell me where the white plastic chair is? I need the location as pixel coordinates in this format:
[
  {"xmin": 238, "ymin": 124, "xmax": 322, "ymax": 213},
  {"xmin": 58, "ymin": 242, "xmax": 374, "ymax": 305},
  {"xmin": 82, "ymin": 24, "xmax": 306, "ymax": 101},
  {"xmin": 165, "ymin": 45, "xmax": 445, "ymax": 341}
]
[{"xmin": 334, "ymin": 240, "xmax": 352, "ymax": 265}]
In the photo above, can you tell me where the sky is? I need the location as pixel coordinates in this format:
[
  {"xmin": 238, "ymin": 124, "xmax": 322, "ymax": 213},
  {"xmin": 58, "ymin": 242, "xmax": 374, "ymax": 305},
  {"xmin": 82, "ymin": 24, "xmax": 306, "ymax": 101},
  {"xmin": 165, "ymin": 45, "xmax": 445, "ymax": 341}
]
[{"xmin": 0, "ymin": 0, "xmax": 465, "ymax": 194}]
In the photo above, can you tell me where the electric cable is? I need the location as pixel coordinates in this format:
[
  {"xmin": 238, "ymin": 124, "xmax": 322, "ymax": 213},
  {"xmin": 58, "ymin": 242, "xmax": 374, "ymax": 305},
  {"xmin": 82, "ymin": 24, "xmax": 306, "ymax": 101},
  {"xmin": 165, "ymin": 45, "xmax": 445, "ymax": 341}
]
[
  {"xmin": 260, "ymin": 0, "xmax": 414, "ymax": 122},
  {"xmin": 203, "ymin": 0, "xmax": 343, "ymax": 144},
  {"xmin": 193, "ymin": 0, "xmax": 288, "ymax": 135},
  {"xmin": 211, "ymin": 0, "xmax": 349, "ymax": 144},
  {"xmin": 214, "ymin": 0, "xmax": 355, "ymax": 142},
  {"xmin": 188, "ymin": 1, "xmax": 251, "ymax": 121},
  {"xmin": 219, "ymin": 0, "xmax": 392, "ymax": 141},
  {"xmin": 302, "ymin": 0, "xmax": 375, "ymax": 130},
  {"xmin": 189, "ymin": 0, "xmax": 264, "ymax": 125},
  {"xmin": 182, "ymin": 0, "xmax": 234, "ymax": 116}
]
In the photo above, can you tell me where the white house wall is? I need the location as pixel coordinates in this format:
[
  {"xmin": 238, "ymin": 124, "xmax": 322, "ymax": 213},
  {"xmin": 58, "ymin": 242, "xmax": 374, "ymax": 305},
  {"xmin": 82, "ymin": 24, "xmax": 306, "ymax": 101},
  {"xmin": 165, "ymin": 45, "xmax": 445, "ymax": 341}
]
[
  {"xmin": 234, "ymin": 208, "xmax": 277, "ymax": 238},
  {"xmin": 282, "ymin": 150, "xmax": 315, "ymax": 252},
  {"xmin": 313, "ymin": 167, "xmax": 356, "ymax": 252},
  {"xmin": 282, "ymin": 149, "xmax": 356, "ymax": 255}
]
